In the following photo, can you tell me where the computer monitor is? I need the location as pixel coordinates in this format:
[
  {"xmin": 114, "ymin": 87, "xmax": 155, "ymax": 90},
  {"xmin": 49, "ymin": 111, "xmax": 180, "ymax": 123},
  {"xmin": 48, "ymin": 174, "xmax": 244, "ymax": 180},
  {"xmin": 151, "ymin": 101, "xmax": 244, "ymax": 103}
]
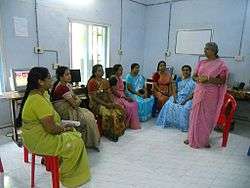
[
  {"xmin": 12, "ymin": 69, "xmax": 30, "ymax": 92},
  {"xmin": 70, "ymin": 69, "xmax": 81, "ymax": 86},
  {"xmin": 105, "ymin": 67, "xmax": 113, "ymax": 79}
]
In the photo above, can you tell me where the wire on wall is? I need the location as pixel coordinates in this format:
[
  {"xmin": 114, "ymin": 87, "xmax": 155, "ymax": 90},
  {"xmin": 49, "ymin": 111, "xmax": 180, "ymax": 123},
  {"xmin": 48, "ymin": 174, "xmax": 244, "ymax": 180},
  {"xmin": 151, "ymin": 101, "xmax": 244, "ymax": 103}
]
[
  {"xmin": 166, "ymin": 0, "xmax": 172, "ymax": 51},
  {"xmin": 119, "ymin": 0, "xmax": 123, "ymax": 64},
  {"xmin": 238, "ymin": 0, "xmax": 249, "ymax": 56},
  {"xmin": 34, "ymin": 0, "xmax": 40, "ymax": 66}
]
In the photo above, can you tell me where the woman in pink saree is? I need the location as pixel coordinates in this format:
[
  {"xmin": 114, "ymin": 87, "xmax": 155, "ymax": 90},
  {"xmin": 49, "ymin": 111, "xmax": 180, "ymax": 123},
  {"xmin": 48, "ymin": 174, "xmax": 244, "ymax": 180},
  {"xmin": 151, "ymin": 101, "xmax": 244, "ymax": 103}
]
[
  {"xmin": 110, "ymin": 64, "xmax": 140, "ymax": 129},
  {"xmin": 185, "ymin": 42, "xmax": 229, "ymax": 148}
]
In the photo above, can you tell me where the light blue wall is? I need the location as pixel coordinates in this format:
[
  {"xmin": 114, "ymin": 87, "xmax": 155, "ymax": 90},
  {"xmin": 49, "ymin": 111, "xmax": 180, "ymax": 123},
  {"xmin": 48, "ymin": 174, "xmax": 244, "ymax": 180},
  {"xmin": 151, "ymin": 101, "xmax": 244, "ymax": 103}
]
[
  {"xmin": 0, "ymin": 0, "xmax": 145, "ymax": 127},
  {"xmin": 144, "ymin": 0, "xmax": 250, "ymax": 85},
  {"xmin": 0, "ymin": 0, "xmax": 145, "ymax": 88},
  {"xmin": 144, "ymin": 3, "xmax": 170, "ymax": 75},
  {"xmin": 122, "ymin": 0, "xmax": 145, "ymax": 74}
]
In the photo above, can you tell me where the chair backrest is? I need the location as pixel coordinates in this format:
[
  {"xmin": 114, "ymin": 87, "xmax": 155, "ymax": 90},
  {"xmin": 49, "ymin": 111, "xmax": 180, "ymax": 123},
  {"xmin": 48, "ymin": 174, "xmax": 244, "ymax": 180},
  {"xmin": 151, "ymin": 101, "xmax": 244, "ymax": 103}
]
[{"xmin": 218, "ymin": 93, "xmax": 237, "ymax": 125}]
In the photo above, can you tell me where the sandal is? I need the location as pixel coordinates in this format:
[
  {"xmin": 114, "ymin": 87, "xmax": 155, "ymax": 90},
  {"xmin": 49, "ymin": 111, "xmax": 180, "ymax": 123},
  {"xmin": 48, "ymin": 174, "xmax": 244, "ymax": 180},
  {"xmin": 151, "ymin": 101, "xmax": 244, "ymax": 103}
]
[{"xmin": 184, "ymin": 140, "xmax": 189, "ymax": 145}]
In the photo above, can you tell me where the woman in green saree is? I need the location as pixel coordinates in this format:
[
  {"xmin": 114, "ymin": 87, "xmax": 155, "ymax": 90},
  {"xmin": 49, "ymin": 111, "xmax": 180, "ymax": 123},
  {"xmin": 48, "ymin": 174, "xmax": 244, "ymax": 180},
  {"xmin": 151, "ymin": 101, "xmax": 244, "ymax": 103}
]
[{"xmin": 17, "ymin": 67, "xmax": 90, "ymax": 188}]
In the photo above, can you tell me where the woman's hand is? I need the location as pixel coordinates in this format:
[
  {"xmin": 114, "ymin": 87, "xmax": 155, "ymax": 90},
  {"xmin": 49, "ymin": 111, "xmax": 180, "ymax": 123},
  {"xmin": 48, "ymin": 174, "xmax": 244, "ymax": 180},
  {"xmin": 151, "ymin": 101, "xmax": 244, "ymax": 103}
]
[
  {"xmin": 180, "ymin": 100, "xmax": 187, "ymax": 105},
  {"xmin": 106, "ymin": 103, "xmax": 115, "ymax": 109},
  {"xmin": 62, "ymin": 123, "xmax": 75, "ymax": 131},
  {"xmin": 198, "ymin": 75, "xmax": 209, "ymax": 83},
  {"xmin": 63, "ymin": 126, "xmax": 74, "ymax": 132},
  {"xmin": 125, "ymin": 96, "xmax": 133, "ymax": 102}
]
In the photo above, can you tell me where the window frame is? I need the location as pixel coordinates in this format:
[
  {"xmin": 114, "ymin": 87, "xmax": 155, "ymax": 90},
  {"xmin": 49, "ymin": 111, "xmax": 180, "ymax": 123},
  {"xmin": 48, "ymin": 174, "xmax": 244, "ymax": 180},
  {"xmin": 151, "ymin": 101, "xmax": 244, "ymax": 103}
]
[{"xmin": 69, "ymin": 19, "xmax": 111, "ymax": 84}]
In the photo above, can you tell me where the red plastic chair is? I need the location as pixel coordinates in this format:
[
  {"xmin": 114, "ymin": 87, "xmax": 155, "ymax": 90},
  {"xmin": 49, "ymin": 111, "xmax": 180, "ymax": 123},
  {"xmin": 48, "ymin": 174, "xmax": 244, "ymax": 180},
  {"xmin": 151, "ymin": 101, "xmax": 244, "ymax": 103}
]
[
  {"xmin": 0, "ymin": 157, "xmax": 3, "ymax": 173},
  {"xmin": 24, "ymin": 146, "xmax": 60, "ymax": 188},
  {"xmin": 217, "ymin": 93, "xmax": 237, "ymax": 147}
]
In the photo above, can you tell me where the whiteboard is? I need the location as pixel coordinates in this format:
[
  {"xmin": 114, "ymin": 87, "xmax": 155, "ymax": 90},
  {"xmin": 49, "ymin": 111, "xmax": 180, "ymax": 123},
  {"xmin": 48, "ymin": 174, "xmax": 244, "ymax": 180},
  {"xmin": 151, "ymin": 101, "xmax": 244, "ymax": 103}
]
[{"xmin": 175, "ymin": 29, "xmax": 213, "ymax": 55}]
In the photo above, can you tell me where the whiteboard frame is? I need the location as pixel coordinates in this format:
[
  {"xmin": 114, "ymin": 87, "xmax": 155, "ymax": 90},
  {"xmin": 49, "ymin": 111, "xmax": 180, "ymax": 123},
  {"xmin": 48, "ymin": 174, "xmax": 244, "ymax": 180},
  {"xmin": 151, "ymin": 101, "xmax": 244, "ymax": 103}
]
[{"xmin": 175, "ymin": 28, "xmax": 214, "ymax": 56}]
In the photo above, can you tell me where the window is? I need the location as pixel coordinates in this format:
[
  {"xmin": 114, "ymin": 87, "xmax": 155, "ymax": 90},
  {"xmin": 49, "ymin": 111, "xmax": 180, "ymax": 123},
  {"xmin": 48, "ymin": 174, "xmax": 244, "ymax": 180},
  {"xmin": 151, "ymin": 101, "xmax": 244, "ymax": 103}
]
[{"xmin": 70, "ymin": 21, "xmax": 110, "ymax": 84}]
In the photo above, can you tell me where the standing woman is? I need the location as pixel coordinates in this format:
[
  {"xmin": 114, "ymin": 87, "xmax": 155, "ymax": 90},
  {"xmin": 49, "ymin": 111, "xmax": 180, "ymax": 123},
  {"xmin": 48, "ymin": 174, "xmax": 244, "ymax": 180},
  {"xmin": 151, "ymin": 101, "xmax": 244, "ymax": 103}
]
[
  {"xmin": 51, "ymin": 66, "xmax": 100, "ymax": 151},
  {"xmin": 125, "ymin": 63, "xmax": 154, "ymax": 122},
  {"xmin": 17, "ymin": 67, "xmax": 90, "ymax": 187},
  {"xmin": 110, "ymin": 64, "xmax": 140, "ymax": 129},
  {"xmin": 185, "ymin": 42, "xmax": 229, "ymax": 148},
  {"xmin": 87, "ymin": 64, "xmax": 126, "ymax": 142},
  {"xmin": 152, "ymin": 60, "xmax": 173, "ymax": 111}
]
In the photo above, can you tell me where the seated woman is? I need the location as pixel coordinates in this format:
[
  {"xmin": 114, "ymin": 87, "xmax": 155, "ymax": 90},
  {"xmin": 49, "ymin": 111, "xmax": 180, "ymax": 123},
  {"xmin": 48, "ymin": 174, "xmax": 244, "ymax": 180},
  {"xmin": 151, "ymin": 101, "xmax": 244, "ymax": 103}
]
[
  {"xmin": 156, "ymin": 65, "xmax": 196, "ymax": 132},
  {"xmin": 109, "ymin": 64, "xmax": 140, "ymax": 129},
  {"xmin": 87, "ymin": 64, "xmax": 126, "ymax": 142},
  {"xmin": 125, "ymin": 63, "xmax": 154, "ymax": 122},
  {"xmin": 152, "ymin": 60, "xmax": 173, "ymax": 111},
  {"xmin": 17, "ymin": 67, "xmax": 90, "ymax": 187},
  {"xmin": 51, "ymin": 66, "xmax": 100, "ymax": 151}
]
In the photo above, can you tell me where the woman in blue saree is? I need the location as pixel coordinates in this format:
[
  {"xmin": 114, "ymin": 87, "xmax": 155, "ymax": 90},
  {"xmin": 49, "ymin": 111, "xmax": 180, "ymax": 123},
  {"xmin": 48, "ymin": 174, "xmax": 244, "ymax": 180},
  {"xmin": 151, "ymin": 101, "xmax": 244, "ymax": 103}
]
[
  {"xmin": 126, "ymin": 63, "xmax": 154, "ymax": 122},
  {"xmin": 156, "ymin": 65, "xmax": 196, "ymax": 132}
]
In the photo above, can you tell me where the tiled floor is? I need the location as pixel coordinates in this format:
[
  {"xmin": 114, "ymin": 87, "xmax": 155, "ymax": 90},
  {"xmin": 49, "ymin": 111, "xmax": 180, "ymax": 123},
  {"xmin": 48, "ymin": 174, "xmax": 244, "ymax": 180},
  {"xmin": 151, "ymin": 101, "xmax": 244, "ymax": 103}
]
[{"xmin": 0, "ymin": 119, "xmax": 250, "ymax": 188}]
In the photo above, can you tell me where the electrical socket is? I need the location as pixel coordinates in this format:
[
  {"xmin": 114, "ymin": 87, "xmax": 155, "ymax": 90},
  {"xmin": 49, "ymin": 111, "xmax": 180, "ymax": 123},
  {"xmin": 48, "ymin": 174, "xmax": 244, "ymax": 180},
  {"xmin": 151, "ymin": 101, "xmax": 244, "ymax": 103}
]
[
  {"xmin": 234, "ymin": 55, "xmax": 244, "ymax": 62},
  {"xmin": 34, "ymin": 47, "xmax": 44, "ymax": 54},
  {"xmin": 165, "ymin": 50, "xmax": 171, "ymax": 57},
  {"xmin": 52, "ymin": 63, "xmax": 59, "ymax": 70},
  {"xmin": 118, "ymin": 49, "xmax": 123, "ymax": 55}
]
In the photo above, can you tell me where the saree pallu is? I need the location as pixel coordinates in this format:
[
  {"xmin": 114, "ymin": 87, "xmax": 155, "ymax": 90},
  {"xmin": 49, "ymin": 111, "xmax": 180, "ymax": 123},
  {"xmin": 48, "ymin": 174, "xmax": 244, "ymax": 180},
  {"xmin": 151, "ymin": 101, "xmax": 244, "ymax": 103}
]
[{"xmin": 53, "ymin": 100, "xmax": 100, "ymax": 148}]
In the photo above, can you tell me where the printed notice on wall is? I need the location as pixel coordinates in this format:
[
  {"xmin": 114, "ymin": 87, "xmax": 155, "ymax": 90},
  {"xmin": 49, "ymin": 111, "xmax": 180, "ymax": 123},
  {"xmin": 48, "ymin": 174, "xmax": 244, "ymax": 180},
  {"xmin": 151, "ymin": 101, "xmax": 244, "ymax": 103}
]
[{"xmin": 13, "ymin": 17, "xmax": 28, "ymax": 37}]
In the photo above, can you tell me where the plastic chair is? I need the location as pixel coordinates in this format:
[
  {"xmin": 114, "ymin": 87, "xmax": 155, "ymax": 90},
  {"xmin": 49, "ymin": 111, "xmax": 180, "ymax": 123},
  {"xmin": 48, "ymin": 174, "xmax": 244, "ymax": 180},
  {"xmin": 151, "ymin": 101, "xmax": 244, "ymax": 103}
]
[
  {"xmin": 217, "ymin": 93, "xmax": 237, "ymax": 147},
  {"xmin": 24, "ymin": 146, "xmax": 60, "ymax": 188}
]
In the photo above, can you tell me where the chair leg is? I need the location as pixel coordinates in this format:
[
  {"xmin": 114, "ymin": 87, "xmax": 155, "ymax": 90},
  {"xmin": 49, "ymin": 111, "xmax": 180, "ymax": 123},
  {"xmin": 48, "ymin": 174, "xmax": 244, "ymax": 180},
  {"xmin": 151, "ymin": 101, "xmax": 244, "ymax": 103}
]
[
  {"xmin": 0, "ymin": 158, "xmax": 3, "ymax": 173},
  {"xmin": 51, "ymin": 157, "xmax": 60, "ymax": 188},
  {"xmin": 24, "ymin": 146, "xmax": 29, "ymax": 163},
  {"xmin": 31, "ymin": 154, "xmax": 36, "ymax": 188},
  {"xmin": 222, "ymin": 122, "xmax": 230, "ymax": 147},
  {"xmin": 46, "ymin": 156, "xmax": 51, "ymax": 172}
]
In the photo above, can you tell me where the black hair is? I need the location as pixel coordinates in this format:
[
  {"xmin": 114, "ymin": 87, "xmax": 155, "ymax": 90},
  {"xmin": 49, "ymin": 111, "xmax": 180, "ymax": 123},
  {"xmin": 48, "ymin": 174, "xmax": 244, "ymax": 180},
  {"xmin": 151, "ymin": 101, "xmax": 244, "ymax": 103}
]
[
  {"xmin": 16, "ymin": 67, "xmax": 50, "ymax": 127},
  {"xmin": 109, "ymin": 76, "xmax": 118, "ymax": 87},
  {"xmin": 89, "ymin": 64, "xmax": 103, "ymax": 80},
  {"xmin": 113, "ymin": 64, "xmax": 123, "ymax": 75},
  {"xmin": 181, "ymin": 65, "xmax": 192, "ymax": 72},
  {"xmin": 50, "ymin": 66, "xmax": 69, "ymax": 101},
  {"xmin": 131, "ymin": 63, "xmax": 139, "ymax": 71},
  {"xmin": 157, "ymin": 60, "xmax": 166, "ymax": 71}
]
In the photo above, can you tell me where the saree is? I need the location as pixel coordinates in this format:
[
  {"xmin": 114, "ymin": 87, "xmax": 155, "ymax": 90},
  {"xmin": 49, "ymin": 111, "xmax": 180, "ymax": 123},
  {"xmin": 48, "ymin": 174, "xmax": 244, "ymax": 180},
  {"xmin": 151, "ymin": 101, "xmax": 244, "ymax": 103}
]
[
  {"xmin": 113, "ymin": 76, "xmax": 140, "ymax": 129},
  {"xmin": 52, "ymin": 83, "xmax": 100, "ymax": 148},
  {"xmin": 152, "ymin": 71, "xmax": 172, "ymax": 110},
  {"xmin": 188, "ymin": 59, "xmax": 229, "ymax": 148},
  {"xmin": 87, "ymin": 78, "xmax": 126, "ymax": 139},
  {"xmin": 156, "ymin": 77, "xmax": 196, "ymax": 132},
  {"xmin": 21, "ymin": 93, "xmax": 90, "ymax": 187},
  {"xmin": 125, "ymin": 73, "xmax": 154, "ymax": 122}
]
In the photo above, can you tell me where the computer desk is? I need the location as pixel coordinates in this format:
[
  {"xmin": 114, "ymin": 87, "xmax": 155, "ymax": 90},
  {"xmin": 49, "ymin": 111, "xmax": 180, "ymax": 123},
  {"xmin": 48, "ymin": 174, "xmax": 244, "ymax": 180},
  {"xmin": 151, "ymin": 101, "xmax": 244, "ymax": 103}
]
[{"xmin": 0, "ymin": 91, "xmax": 24, "ymax": 147}]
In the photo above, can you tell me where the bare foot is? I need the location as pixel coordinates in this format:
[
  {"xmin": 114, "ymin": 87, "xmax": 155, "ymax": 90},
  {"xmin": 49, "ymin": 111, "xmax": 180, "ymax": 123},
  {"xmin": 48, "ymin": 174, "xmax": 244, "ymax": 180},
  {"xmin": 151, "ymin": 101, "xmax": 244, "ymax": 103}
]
[
  {"xmin": 205, "ymin": 144, "xmax": 211, "ymax": 148},
  {"xmin": 184, "ymin": 140, "xmax": 189, "ymax": 145}
]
